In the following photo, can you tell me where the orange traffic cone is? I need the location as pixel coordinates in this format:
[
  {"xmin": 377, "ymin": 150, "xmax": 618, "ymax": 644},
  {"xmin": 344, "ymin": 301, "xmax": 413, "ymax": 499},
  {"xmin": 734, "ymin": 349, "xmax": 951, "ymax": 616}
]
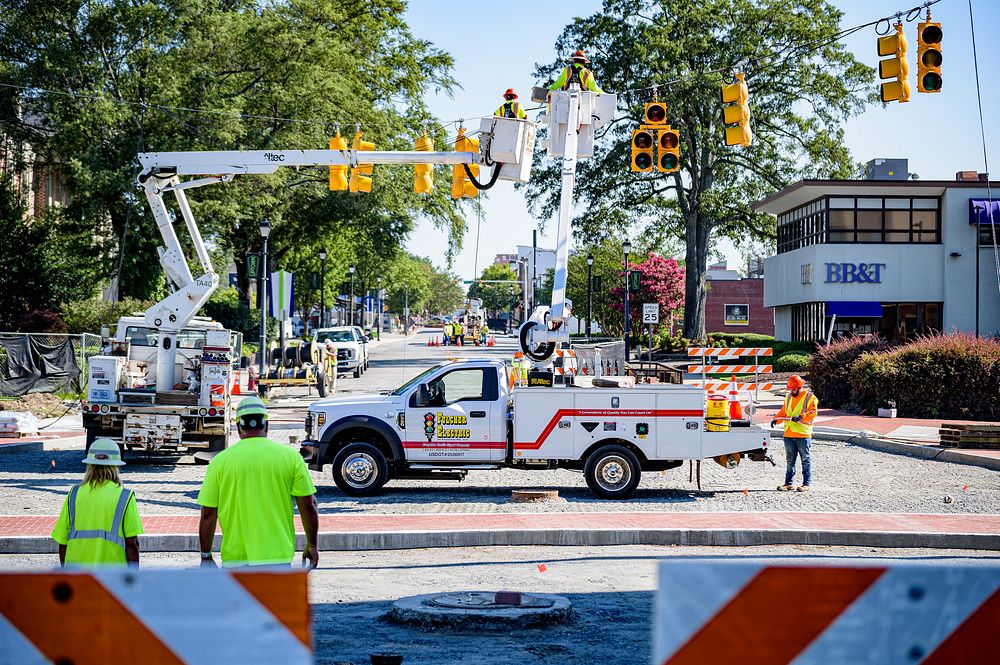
[
  {"xmin": 231, "ymin": 369, "xmax": 241, "ymax": 395},
  {"xmin": 728, "ymin": 375, "xmax": 744, "ymax": 420},
  {"xmin": 427, "ymin": 336, "xmax": 432, "ymax": 347}
]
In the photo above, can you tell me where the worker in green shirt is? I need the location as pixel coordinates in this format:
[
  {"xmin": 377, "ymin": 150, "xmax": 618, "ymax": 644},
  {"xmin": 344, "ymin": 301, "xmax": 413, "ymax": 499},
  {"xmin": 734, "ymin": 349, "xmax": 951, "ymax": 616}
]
[
  {"xmin": 51, "ymin": 438, "xmax": 143, "ymax": 566},
  {"xmin": 197, "ymin": 396, "xmax": 320, "ymax": 567},
  {"xmin": 548, "ymin": 49, "xmax": 604, "ymax": 93}
]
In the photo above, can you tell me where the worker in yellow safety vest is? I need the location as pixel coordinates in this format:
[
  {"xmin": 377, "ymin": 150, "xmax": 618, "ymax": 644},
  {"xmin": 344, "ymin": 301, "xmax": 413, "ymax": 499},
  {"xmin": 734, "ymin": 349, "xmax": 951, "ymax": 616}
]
[
  {"xmin": 771, "ymin": 375, "xmax": 819, "ymax": 492},
  {"xmin": 51, "ymin": 437, "xmax": 143, "ymax": 566},
  {"xmin": 495, "ymin": 88, "xmax": 527, "ymax": 119},
  {"xmin": 197, "ymin": 396, "xmax": 320, "ymax": 567},
  {"xmin": 548, "ymin": 49, "xmax": 604, "ymax": 93}
]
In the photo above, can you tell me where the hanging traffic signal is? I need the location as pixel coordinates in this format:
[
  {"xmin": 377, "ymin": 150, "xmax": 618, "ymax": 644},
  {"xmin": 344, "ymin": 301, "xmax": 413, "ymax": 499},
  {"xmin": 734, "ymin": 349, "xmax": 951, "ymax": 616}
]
[
  {"xmin": 721, "ymin": 73, "xmax": 752, "ymax": 147},
  {"xmin": 631, "ymin": 128, "xmax": 654, "ymax": 172},
  {"xmin": 917, "ymin": 18, "xmax": 942, "ymax": 93},
  {"xmin": 878, "ymin": 22, "xmax": 910, "ymax": 103},
  {"xmin": 349, "ymin": 131, "xmax": 374, "ymax": 193},
  {"xmin": 644, "ymin": 101, "xmax": 667, "ymax": 126},
  {"xmin": 328, "ymin": 132, "xmax": 348, "ymax": 191},
  {"xmin": 658, "ymin": 127, "xmax": 680, "ymax": 173},
  {"xmin": 451, "ymin": 128, "xmax": 479, "ymax": 199},
  {"xmin": 414, "ymin": 133, "xmax": 434, "ymax": 194}
]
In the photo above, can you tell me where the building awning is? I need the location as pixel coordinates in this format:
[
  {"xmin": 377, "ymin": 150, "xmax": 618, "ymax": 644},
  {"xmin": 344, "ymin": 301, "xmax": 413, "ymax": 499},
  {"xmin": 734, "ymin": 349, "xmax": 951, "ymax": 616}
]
[
  {"xmin": 826, "ymin": 301, "xmax": 882, "ymax": 317},
  {"xmin": 970, "ymin": 199, "xmax": 1000, "ymax": 224}
]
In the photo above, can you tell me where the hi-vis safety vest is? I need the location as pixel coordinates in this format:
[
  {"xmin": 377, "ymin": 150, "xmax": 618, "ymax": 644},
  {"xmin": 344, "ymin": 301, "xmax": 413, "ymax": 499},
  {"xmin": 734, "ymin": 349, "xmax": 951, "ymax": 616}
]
[
  {"xmin": 495, "ymin": 101, "xmax": 524, "ymax": 119},
  {"xmin": 67, "ymin": 484, "xmax": 134, "ymax": 550},
  {"xmin": 782, "ymin": 391, "xmax": 816, "ymax": 438},
  {"xmin": 561, "ymin": 65, "xmax": 593, "ymax": 90}
]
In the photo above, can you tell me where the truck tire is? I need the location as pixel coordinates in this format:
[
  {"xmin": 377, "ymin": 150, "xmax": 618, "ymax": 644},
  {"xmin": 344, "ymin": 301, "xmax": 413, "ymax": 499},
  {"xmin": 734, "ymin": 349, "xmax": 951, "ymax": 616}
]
[
  {"xmin": 584, "ymin": 445, "xmax": 642, "ymax": 500},
  {"xmin": 331, "ymin": 442, "xmax": 388, "ymax": 497},
  {"xmin": 84, "ymin": 425, "xmax": 98, "ymax": 454},
  {"xmin": 316, "ymin": 369, "xmax": 328, "ymax": 398},
  {"xmin": 207, "ymin": 435, "xmax": 227, "ymax": 453},
  {"xmin": 352, "ymin": 366, "xmax": 361, "ymax": 378}
]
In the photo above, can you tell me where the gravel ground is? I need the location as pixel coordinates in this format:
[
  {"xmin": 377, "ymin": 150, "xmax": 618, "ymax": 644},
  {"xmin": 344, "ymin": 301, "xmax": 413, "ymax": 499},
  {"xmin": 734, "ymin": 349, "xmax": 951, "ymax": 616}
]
[
  {"xmin": 3, "ymin": 433, "xmax": 999, "ymax": 516},
  {"xmin": 2, "ymin": 544, "xmax": 998, "ymax": 665}
]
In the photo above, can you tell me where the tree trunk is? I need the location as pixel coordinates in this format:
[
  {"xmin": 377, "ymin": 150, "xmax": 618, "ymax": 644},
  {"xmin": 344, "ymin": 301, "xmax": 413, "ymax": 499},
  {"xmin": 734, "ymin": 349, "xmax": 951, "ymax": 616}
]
[
  {"xmin": 682, "ymin": 213, "xmax": 711, "ymax": 340},
  {"xmin": 234, "ymin": 250, "xmax": 251, "ymax": 307}
]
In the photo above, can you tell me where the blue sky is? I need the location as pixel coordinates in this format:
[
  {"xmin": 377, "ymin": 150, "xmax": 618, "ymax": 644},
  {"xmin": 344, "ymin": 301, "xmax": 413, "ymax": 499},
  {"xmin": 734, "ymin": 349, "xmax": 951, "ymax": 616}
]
[{"xmin": 403, "ymin": 0, "xmax": 1000, "ymax": 280}]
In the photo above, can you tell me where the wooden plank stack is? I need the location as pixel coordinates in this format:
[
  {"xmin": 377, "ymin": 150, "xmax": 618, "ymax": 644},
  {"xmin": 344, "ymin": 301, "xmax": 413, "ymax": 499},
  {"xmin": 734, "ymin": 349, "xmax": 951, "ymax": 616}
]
[{"xmin": 939, "ymin": 424, "xmax": 1000, "ymax": 449}]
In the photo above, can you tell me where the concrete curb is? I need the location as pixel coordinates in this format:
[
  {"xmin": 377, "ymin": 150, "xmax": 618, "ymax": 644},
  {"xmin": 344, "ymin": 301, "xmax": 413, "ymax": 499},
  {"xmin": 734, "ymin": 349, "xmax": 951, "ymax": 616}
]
[
  {"xmin": 0, "ymin": 441, "xmax": 43, "ymax": 455},
  {"xmin": 806, "ymin": 430, "xmax": 1000, "ymax": 472},
  {"xmin": 4, "ymin": 526, "xmax": 997, "ymax": 555}
]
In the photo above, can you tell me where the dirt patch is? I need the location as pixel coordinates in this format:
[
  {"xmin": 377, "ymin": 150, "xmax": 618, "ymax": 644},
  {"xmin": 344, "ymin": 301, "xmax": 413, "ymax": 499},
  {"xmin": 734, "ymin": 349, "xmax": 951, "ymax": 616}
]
[{"xmin": 0, "ymin": 393, "xmax": 77, "ymax": 419}]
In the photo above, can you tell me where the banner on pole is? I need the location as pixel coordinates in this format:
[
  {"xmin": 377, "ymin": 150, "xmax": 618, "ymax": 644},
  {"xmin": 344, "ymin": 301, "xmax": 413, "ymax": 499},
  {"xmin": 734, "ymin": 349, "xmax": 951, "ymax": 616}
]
[{"xmin": 268, "ymin": 270, "xmax": 294, "ymax": 319}]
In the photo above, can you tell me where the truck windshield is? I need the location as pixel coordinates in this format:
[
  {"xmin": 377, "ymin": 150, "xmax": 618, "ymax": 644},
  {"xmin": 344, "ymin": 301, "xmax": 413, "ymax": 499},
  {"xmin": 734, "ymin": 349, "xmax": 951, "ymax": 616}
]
[
  {"xmin": 316, "ymin": 330, "xmax": 355, "ymax": 343},
  {"xmin": 125, "ymin": 326, "xmax": 207, "ymax": 349},
  {"xmin": 391, "ymin": 364, "xmax": 445, "ymax": 396}
]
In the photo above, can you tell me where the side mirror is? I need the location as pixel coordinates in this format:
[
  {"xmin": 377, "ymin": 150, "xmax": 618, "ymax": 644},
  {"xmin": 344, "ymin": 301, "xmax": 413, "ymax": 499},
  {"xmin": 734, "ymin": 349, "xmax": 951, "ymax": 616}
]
[{"xmin": 414, "ymin": 383, "xmax": 430, "ymax": 408}]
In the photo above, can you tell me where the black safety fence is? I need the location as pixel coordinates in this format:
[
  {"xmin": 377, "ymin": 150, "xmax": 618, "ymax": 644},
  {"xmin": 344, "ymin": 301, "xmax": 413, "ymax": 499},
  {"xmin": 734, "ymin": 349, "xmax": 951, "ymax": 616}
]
[{"xmin": 0, "ymin": 333, "xmax": 102, "ymax": 397}]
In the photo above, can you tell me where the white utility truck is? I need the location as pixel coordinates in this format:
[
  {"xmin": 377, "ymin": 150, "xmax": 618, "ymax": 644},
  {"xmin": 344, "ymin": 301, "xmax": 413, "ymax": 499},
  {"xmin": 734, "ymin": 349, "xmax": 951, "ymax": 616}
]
[{"xmin": 300, "ymin": 359, "xmax": 770, "ymax": 499}]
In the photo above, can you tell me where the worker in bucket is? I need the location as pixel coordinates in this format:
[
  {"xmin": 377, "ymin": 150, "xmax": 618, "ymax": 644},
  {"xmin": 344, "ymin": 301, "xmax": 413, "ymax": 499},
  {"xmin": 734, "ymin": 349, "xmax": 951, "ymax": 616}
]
[
  {"xmin": 495, "ymin": 88, "xmax": 527, "ymax": 119},
  {"xmin": 548, "ymin": 49, "xmax": 604, "ymax": 93},
  {"xmin": 197, "ymin": 395, "xmax": 320, "ymax": 568},
  {"xmin": 51, "ymin": 438, "xmax": 143, "ymax": 566},
  {"xmin": 771, "ymin": 375, "xmax": 819, "ymax": 492}
]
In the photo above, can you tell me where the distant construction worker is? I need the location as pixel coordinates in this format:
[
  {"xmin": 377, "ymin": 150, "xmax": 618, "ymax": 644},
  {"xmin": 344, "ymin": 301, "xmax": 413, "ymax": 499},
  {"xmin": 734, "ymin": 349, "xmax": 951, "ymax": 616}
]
[
  {"xmin": 771, "ymin": 375, "xmax": 819, "ymax": 492},
  {"xmin": 494, "ymin": 88, "xmax": 527, "ymax": 119},
  {"xmin": 51, "ymin": 438, "xmax": 143, "ymax": 566},
  {"xmin": 197, "ymin": 396, "xmax": 319, "ymax": 567},
  {"xmin": 548, "ymin": 49, "xmax": 604, "ymax": 93}
]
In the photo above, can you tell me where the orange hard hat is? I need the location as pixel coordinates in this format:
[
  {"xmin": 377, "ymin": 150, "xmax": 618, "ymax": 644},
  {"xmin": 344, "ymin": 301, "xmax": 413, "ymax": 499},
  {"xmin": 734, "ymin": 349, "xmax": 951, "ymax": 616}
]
[
  {"xmin": 503, "ymin": 88, "xmax": 518, "ymax": 100},
  {"xmin": 570, "ymin": 49, "xmax": 589, "ymax": 63},
  {"xmin": 787, "ymin": 375, "xmax": 805, "ymax": 391}
]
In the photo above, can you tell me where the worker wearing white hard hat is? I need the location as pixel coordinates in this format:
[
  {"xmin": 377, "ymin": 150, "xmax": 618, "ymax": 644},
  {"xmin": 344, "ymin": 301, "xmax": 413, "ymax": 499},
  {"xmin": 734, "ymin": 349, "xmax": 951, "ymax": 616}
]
[
  {"xmin": 197, "ymin": 395, "xmax": 320, "ymax": 568},
  {"xmin": 50, "ymin": 437, "xmax": 144, "ymax": 566}
]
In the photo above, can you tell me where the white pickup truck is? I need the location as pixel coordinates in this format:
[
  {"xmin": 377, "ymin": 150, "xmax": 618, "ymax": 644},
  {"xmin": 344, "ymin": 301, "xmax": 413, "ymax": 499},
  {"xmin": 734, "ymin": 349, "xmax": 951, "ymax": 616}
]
[{"xmin": 300, "ymin": 359, "xmax": 771, "ymax": 499}]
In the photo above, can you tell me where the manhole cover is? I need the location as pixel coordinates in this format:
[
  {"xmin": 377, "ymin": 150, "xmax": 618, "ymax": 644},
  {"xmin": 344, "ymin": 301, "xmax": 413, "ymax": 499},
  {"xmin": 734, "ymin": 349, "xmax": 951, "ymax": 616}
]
[
  {"xmin": 429, "ymin": 592, "xmax": 555, "ymax": 610},
  {"xmin": 388, "ymin": 592, "xmax": 572, "ymax": 629}
]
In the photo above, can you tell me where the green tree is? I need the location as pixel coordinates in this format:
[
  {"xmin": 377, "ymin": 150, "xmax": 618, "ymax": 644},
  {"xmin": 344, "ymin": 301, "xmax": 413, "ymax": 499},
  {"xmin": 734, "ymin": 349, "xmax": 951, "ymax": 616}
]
[
  {"xmin": 468, "ymin": 263, "xmax": 519, "ymax": 317},
  {"xmin": 0, "ymin": 0, "xmax": 467, "ymax": 305},
  {"xmin": 427, "ymin": 267, "xmax": 465, "ymax": 317},
  {"xmin": 524, "ymin": 0, "xmax": 873, "ymax": 338}
]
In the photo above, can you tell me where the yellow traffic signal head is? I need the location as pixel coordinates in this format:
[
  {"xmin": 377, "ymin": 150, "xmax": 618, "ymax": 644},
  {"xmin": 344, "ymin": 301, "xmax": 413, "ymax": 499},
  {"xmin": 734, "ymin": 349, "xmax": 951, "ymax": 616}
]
[
  {"xmin": 414, "ymin": 134, "xmax": 434, "ymax": 195},
  {"xmin": 657, "ymin": 128, "xmax": 680, "ymax": 172},
  {"xmin": 720, "ymin": 73, "xmax": 752, "ymax": 147},
  {"xmin": 349, "ymin": 131, "xmax": 374, "ymax": 193},
  {"xmin": 644, "ymin": 102, "xmax": 667, "ymax": 126},
  {"xmin": 451, "ymin": 129, "xmax": 479, "ymax": 198},
  {"xmin": 631, "ymin": 128, "xmax": 654, "ymax": 172},
  {"xmin": 877, "ymin": 23, "xmax": 910, "ymax": 103},
  {"xmin": 328, "ymin": 133, "xmax": 348, "ymax": 191},
  {"xmin": 917, "ymin": 20, "xmax": 942, "ymax": 93}
]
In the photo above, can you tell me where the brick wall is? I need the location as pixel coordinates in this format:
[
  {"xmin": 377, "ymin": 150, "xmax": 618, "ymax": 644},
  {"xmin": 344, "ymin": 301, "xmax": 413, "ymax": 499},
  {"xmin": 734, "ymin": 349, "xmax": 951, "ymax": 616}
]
[{"xmin": 704, "ymin": 278, "xmax": 774, "ymax": 335}]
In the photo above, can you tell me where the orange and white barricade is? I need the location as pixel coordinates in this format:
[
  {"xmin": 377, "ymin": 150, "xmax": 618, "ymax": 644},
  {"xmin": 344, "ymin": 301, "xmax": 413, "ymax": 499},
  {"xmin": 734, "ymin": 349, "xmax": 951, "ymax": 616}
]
[
  {"xmin": 654, "ymin": 561, "xmax": 1000, "ymax": 664},
  {"xmin": 554, "ymin": 349, "xmax": 578, "ymax": 376},
  {"xmin": 0, "ymin": 569, "xmax": 311, "ymax": 664}
]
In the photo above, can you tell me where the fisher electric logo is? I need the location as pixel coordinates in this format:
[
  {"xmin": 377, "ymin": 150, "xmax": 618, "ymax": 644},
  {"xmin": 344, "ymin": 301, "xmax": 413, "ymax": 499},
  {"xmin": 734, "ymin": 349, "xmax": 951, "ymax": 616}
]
[{"xmin": 824, "ymin": 262, "xmax": 885, "ymax": 284}]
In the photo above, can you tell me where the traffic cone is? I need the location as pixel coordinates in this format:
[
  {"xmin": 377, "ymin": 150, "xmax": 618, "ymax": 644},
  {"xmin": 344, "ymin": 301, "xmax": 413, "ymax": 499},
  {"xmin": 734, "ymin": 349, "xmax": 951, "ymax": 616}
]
[
  {"xmin": 231, "ymin": 369, "xmax": 241, "ymax": 395},
  {"xmin": 728, "ymin": 375, "xmax": 744, "ymax": 420},
  {"xmin": 427, "ymin": 336, "xmax": 432, "ymax": 347}
]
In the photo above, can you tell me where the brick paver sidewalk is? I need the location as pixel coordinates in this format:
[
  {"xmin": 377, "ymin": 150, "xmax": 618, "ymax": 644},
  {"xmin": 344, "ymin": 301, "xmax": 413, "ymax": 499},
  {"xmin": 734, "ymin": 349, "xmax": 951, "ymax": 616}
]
[{"xmin": 3, "ymin": 511, "xmax": 999, "ymax": 538}]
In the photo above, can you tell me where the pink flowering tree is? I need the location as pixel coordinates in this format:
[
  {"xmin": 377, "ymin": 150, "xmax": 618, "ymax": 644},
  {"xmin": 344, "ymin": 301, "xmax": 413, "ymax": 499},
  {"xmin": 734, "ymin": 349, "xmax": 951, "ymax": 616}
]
[{"xmin": 611, "ymin": 253, "xmax": 685, "ymax": 338}]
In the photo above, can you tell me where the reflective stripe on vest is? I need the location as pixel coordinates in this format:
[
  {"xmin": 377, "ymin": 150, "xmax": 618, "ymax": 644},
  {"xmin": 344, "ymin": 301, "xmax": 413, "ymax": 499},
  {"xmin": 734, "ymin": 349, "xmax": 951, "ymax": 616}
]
[
  {"xmin": 502, "ymin": 101, "xmax": 522, "ymax": 118},
  {"xmin": 67, "ymin": 484, "xmax": 133, "ymax": 550},
  {"xmin": 562, "ymin": 65, "xmax": 592, "ymax": 90},
  {"xmin": 783, "ymin": 391, "xmax": 814, "ymax": 437}
]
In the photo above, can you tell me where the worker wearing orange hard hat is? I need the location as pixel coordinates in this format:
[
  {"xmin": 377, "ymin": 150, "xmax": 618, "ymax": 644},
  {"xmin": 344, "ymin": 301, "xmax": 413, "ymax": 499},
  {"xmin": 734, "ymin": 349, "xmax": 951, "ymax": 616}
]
[
  {"xmin": 771, "ymin": 375, "xmax": 819, "ymax": 492},
  {"xmin": 494, "ymin": 88, "xmax": 527, "ymax": 119},
  {"xmin": 548, "ymin": 49, "xmax": 604, "ymax": 93}
]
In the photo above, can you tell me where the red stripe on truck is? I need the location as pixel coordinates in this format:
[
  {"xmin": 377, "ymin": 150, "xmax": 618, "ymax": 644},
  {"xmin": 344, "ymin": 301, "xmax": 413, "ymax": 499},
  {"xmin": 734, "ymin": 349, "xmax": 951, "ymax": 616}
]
[{"xmin": 513, "ymin": 409, "xmax": 703, "ymax": 451}]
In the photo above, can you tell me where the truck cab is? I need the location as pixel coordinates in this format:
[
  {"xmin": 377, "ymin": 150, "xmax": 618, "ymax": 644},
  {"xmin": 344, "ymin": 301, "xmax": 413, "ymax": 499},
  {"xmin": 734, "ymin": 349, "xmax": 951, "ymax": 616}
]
[{"xmin": 300, "ymin": 359, "xmax": 770, "ymax": 499}]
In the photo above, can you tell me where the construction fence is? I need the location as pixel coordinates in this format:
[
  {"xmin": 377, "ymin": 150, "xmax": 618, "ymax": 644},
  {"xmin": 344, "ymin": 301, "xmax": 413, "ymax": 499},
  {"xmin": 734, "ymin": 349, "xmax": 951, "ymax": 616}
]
[{"xmin": 0, "ymin": 333, "xmax": 102, "ymax": 397}]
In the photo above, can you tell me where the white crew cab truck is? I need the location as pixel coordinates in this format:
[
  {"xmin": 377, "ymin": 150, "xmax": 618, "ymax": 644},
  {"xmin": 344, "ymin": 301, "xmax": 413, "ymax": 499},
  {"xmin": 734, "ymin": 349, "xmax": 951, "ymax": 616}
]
[
  {"xmin": 314, "ymin": 326, "xmax": 367, "ymax": 378},
  {"xmin": 300, "ymin": 359, "xmax": 770, "ymax": 499}
]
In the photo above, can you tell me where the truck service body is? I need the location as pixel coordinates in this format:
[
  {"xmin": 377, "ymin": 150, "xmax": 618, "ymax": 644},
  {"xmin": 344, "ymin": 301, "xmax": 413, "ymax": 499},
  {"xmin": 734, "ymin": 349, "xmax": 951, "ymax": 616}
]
[{"xmin": 300, "ymin": 359, "xmax": 769, "ymax": 499}]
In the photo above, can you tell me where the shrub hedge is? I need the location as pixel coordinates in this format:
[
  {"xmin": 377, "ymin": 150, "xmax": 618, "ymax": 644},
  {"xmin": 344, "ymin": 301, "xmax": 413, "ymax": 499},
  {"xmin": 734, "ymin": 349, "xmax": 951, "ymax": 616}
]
[
  {"xmin": 849, "ymin": 333, "xmax": 1000, "ymax": 420},
  {"xmin": 773, "ymin": 352, "xmax": 811, "ymax": 373},
  {"xmin": 807, "ymin": 335, "xmax": 889, "ymax": 409}
]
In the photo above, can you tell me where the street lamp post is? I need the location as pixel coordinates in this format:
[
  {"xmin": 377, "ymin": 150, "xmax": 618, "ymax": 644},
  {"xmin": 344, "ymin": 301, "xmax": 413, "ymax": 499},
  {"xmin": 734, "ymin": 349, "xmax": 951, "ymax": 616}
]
[
  {"xmin": 623, "ymin": 240, "xmax": 632, "ymax": 363},
  {"xmin": 348, "ymin": 264, "xmax": 356, "ymax": 327},
  {"xmin": 586, "ymin": 253, "xmax": 594, "ymax": 339},
  {"xmin": 258, "ymin": 219, "xmax": 271, "ymax": 391},
  {"xmin": 403, "ymin": 284, "xmax": 410, "ymax": 336},
  {"xmin": 508, "ymin": 287, "xmax": 514, "ymax": 334},
  {"xmin": 318, "ymin": 249, "xmax": 327, "ymax": 329},
  {"xmin": 377, "ymin": 275, "xmax": 382, "ymax": 338}
]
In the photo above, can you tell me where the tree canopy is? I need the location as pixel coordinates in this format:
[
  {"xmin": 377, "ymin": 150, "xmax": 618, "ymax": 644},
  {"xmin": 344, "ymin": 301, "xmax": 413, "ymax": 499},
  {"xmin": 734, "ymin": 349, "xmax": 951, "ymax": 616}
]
[
  {"xmin": 523, "ymin": 0, "xmax": 874, "ymax": 338},
  {"xmin": 468, "ymin": 263, "xmax": 519, "ymax": 317}
]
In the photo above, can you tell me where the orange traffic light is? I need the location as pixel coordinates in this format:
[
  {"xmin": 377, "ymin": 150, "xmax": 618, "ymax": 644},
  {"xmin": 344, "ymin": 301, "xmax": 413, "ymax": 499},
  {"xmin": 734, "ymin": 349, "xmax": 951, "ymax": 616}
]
[
  {"xmin": 631, "ymin": 128, "xmax": 654, "ymax": 172},
  {"xmin": 658, "ymin": 127, "xmax": 680, "ymax": 172},
  {"xmin": 452, "ymin": 128, "xmax": 479, "ymax": 199},
  {"xmin": 878, "ymin": 22, "xmax": 910, "ymax": 103},
  {"xmin": 917, "ymin": 20, "xmax": 942, "ymax": 93},
  {"xmin": 721, "ymin": 73, "xmax": 752, "ymax": 147},
  {"xmin": 328, "ymin": 132, "xmax": 348, "ymax": 191},
  {"xmin": 414, "ymin": 133, "xmax": 434, "ymax": 194}
]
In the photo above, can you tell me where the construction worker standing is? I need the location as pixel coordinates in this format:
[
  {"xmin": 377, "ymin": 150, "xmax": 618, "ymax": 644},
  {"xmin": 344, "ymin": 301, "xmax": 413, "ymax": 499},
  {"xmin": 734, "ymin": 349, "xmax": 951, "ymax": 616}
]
[
  {"xmin": 771, "ymin": 375, "xmax": 819, "ymax": 492},
  {"xmin": 51, "ymin": 438, "xmax": 143, "ymax": 566},
  {"xmin": 197, "ymin": 396, "xmax": 319, "ymax": 567},
  {"xmin": 494, "ymin": 89, "xmax": 527, "ymax": 119},
  {"xmin": 548, "ymin": 49, "xmax": 604, "ymax": 93}
]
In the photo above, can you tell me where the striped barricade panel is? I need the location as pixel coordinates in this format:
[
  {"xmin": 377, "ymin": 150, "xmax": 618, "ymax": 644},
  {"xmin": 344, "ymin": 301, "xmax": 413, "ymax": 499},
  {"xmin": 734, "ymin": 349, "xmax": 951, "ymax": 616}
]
[
  {"xmin": 687, "ymin": 365, "xmax": 772, "ymax": 374},
  {"xmin": 701, "ymin": 382, "xmax": 774, "ymax": 391},
  {"xmin": 654, "ymin": 562, "xmax": 1000, "ymax": 665},
  {"xmin": 687, "ymin": 348, "xmax": 773, "ymax": 357},
  {"xmin": 0, "ymin": 569, "xmax": 311, "ymax": 665}
]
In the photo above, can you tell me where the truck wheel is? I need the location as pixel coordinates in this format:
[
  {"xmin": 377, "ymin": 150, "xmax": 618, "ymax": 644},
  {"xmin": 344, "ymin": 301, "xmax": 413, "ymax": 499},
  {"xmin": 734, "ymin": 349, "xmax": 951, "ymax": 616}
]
[
  {"xmin": 316, "ymin": 369, "xmax": 328, "ymax": 398},
  {"xmin": 584, "ymin": 445, "xmax": 642, "ymax": 499},
  {"xmin": 331, "ymin": 442, "xmax": 388, "ymax": 496},
  {"xmin": 352, "ymin": 366, "xmax": 361, "ymax": 378},
  {"xmin": 207, "ymin": 436, "xmax": 227, "ymax": 453},
  {"xmin": 84, "ymin": 425, "xmax": 98, "ymax": 453}
]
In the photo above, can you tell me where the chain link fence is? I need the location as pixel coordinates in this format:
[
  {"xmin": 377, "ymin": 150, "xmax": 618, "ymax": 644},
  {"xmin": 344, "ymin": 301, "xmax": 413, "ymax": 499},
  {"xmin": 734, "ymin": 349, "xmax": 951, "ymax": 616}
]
[{"xmin": 0, "ymin": 332, "xmax": 103, "ymax": 397}]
